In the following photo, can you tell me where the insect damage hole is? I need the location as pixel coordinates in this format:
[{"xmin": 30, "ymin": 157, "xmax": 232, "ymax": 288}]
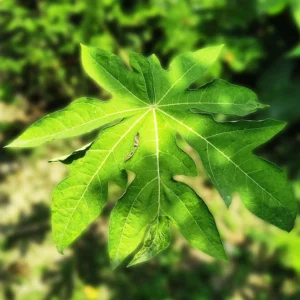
[{"xmin": 125, "ymin": 132, "xmax": 140, "ymax": 161}]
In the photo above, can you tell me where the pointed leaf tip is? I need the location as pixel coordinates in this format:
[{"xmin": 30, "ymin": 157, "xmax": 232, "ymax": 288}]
[
  {"xmin": 258, "ymin": 103, "xmax": 270, "ymax": 109},
  {"xmin": 216, "ymin": 43, "xmax": 225, "ymax": 50},
  {"xmin": 110, "ymin": 259, "xmax": 121, "ymax": 270},
  {"xmin": 127, "ymin": 260, "xmax": 138, "ymax": 268},
  {"xmin": 4, "ymin": 140, "xmax": 24, "ymax": 148},
  {"xmin": 209, "ymin": 43, "xmax": 225, "ymax": 54},
  {"xmin": 219, "ymin": 251, "xmax": 228, "ymax": 262},
  {"xmin": 56, "ymin": 245, "xmax": 64, "ymax": 255}
]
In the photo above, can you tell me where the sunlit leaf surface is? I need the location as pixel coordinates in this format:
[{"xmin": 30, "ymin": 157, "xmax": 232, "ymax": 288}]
[{"xmin": 8, "ymin": 45, "xmax": 296, "ymax": 268}]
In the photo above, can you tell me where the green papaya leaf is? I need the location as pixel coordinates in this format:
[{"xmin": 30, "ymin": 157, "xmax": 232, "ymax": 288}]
[{"xmin": 7, "ymin": 44, "xmax": 297, "ymax": 268}]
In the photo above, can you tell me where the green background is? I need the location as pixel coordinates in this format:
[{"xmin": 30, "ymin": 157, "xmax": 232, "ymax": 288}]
[{"xmin": 0, "ymin": 1, "xmax": 299, "ymax": 299}]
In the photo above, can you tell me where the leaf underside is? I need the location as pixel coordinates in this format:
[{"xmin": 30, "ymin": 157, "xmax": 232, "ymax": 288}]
[{"xmin": 7, "ymin": 44, "xmax": 296, "ymax": 268}]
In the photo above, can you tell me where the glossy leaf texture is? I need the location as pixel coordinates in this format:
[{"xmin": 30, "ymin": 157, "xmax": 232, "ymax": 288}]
[{"xmin": 7, "ymin": 44, "xmax": 297, "ymax": 268}]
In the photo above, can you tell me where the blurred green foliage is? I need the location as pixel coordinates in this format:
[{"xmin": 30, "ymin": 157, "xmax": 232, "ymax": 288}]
[
  {"xmin": 0, "ymin": 0, "xmax": 300, "ymax": 299},
  {"xmin": 1, "ymin": 0, "xmax": 299, "ymax": 104}
]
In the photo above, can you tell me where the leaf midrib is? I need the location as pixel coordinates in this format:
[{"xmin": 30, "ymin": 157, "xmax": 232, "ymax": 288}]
[
  {"xmin": 153, "ymin": 109, "xmax": 161, "ymax": 217},
  {"xmin": 113, "ymin": 109, "xmax": 162, "ymax": 265},
  {"xmin": 158, "ymin": 102, "xmax": 258, "ymax": 107}
]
